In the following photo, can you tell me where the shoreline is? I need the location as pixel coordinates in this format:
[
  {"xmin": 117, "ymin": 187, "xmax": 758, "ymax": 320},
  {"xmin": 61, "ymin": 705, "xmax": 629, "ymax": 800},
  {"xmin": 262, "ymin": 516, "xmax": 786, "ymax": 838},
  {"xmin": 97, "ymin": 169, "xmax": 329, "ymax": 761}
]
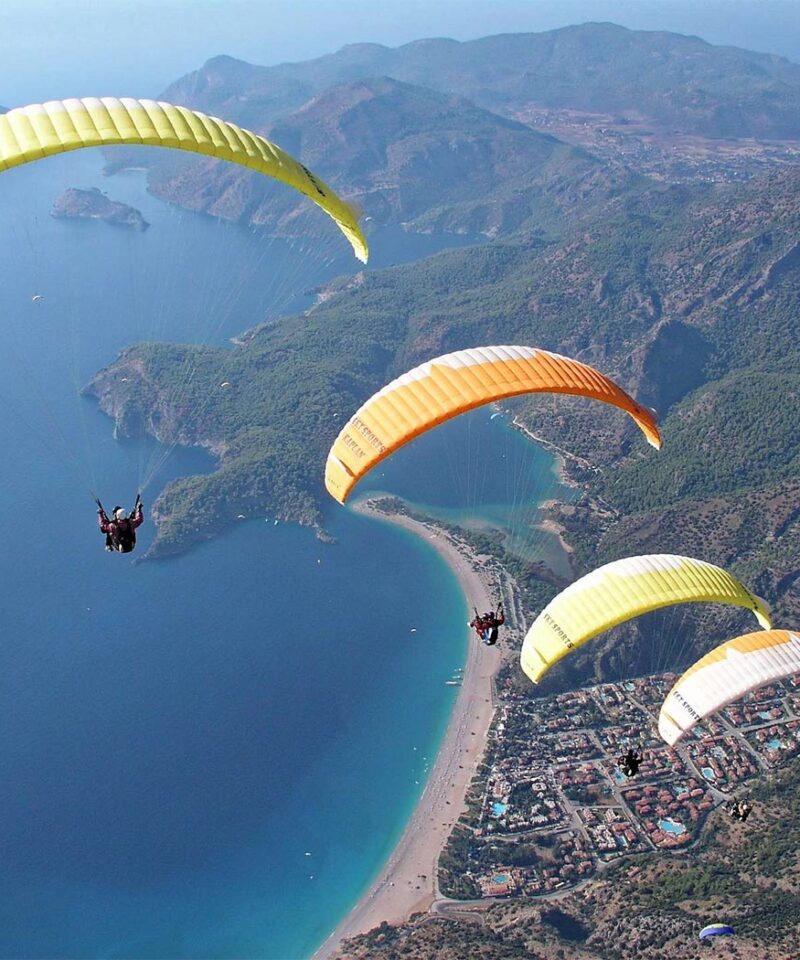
[
  {"xmin": 312, "ymin": 500, "xmax": 505, "ymax": 960},
  {"xmin": 510, "ymin": 415, "xmax": 595, "ymax": 488}
]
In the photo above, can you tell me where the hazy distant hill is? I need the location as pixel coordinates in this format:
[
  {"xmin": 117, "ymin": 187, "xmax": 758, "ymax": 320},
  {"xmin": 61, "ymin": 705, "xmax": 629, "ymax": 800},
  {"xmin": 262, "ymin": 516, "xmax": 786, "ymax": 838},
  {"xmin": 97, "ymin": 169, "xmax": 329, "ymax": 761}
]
[
  {"xmin": 165, "ymin": 23, "xmax": 800, "ymax": 139},
  {"xmin": 143, "ymin": 76, "xmax": 626, "ymax": 237},
  {"xmin": 109, "ymin": 22, "xmax": 800, "ymax": 241}
]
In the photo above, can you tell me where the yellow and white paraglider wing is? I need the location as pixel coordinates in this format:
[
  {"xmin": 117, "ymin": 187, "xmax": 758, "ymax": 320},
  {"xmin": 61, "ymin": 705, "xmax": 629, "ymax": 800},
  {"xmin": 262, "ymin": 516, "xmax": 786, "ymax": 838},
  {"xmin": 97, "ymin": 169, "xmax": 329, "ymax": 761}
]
[
  {"xmin": 0, "ymin": 98, "xmax": 367, "ymax": 263},
  {"xmin": 659, "ymin": 630, "xmax": 800, "ymax": 745},
  {"xmin": 324, "ymin": 344, "xmax": 661, "ymax": 504},
  {"xmin": 520, "ymin": 554, "xmax": 771, "ymax": 684}
]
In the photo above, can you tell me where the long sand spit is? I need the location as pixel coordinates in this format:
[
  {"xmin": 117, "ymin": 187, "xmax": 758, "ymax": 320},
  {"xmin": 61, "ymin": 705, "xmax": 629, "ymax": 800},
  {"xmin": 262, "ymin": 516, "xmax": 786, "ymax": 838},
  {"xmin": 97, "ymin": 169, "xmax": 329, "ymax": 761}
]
[{"xmin": 313, "ymin": 501, "xmax": 502, "ymax": 959}]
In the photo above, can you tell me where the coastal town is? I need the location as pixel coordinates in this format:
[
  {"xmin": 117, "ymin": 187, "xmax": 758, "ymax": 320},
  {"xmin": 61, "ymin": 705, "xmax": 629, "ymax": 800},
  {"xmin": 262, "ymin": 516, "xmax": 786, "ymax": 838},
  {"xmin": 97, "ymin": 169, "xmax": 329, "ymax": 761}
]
[
  {"xmin": 513, "ymin": 107, "xmax": 800, "ymax": 184},
  {"xmin": 318, "ymin": 511, "xmax": 800, "ymax": 958},
  {"xmin": 439, "ymin": 669, "xmax": 800, "ymax": 900}
]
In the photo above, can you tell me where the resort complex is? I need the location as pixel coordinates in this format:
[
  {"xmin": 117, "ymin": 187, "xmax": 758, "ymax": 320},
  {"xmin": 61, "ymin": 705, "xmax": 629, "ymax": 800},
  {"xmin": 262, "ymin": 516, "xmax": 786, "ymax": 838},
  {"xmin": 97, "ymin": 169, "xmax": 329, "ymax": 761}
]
[{"xmin": 439, "ymin": 672, "xmax": 800, "ymax": 900}]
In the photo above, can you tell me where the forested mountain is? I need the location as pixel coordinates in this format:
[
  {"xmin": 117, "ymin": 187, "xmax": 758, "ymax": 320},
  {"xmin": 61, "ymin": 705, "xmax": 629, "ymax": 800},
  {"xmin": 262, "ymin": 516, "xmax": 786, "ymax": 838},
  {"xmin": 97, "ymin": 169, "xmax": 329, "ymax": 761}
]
[
  {"xmin": 88, "ymin": 23, "xmax": 800, "ymax": 689},
  {"xmin": 87, "ymin": 163, "xmax": 800, "ymax": 672},
  {"xmin": 141, "ymin": 76, "xmax": 625, "ymax": 238},
  {"xmin": 108, "ymin": 22, "xmax": 800, "ymax": 239}
]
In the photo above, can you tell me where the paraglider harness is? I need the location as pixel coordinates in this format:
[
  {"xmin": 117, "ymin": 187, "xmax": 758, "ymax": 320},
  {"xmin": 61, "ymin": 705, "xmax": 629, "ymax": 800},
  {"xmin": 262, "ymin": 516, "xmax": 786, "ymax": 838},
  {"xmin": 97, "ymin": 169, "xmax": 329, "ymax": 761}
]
[
  {"xmin": 97, "ymin": 495, "xmax": 141, "ymax": 553},
  {"xmin": 473, "ymin": 601, "xmax": 504, "ymax": 645},
  {"xmin": 617, "ymin": 746, "xmax": 643, "ymax": 778}
]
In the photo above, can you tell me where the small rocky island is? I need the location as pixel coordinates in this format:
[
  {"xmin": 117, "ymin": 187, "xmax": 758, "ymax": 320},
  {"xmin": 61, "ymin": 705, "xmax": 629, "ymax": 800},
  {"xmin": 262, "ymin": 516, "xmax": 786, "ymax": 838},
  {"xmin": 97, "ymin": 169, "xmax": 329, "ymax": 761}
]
[{"xmin": 52, "ymin": 187, "xmax": 149, "ymax": 231}]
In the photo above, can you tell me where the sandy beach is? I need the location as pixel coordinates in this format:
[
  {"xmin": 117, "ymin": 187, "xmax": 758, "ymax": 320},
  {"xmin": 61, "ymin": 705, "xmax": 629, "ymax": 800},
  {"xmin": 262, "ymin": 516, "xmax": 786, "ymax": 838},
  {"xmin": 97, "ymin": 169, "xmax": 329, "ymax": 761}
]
[{"xmin": 313, "ymin": 500, "xmax": 505, "ymax": 959}]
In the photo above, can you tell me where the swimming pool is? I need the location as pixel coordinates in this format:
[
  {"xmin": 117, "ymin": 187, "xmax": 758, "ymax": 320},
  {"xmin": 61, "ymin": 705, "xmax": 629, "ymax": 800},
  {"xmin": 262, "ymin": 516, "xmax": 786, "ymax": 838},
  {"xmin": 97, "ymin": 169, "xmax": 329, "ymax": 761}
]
[{"xmin": 658, "ymin": 818, "xmax": 687, "ymax": 835}]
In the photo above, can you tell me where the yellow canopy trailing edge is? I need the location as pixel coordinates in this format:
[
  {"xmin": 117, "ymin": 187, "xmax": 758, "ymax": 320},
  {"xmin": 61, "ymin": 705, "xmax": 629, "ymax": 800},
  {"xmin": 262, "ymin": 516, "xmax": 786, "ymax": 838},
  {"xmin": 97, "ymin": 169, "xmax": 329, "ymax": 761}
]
[
  {"xmin": 659, "ymin": 629, "xmax": 800, "ymax": 745},
  {"xmin": 324, "ymin": 344, "xmax": 661, "ymax": 504},
  {"xmin": 520, "ymin": 554, "xmax": 771, "ymax": 684},
  {"xmin": 0, "ymin": 97, "xmax": 368, "ymax": 262}
]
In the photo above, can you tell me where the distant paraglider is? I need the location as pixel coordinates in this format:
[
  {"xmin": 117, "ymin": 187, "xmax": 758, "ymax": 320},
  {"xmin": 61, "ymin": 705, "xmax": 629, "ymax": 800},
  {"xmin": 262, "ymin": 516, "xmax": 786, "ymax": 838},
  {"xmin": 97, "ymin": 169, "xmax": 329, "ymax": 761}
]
[
  {"xmin": 31, "ymin": 293, "xmax": 44, "ymax": 302},
  {"xmin": 617, "ymin": 746, "xmax": 644, "ymax": 778},
  {"xmin": 699, "ymin": 923, "xmax": 735, "ymax": 940},
  {"xmin": 325, "ymin": 345, "xmax": 661, "ymax": 504},
  {"xmin": 725, "ymin": 798, "xmax": 752, "ymax": 823}
]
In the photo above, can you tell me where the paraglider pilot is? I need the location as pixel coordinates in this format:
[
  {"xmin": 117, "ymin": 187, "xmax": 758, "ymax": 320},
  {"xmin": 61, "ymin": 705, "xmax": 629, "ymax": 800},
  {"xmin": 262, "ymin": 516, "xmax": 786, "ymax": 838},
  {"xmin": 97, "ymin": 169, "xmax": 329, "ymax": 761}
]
[
  {"xmin": 726, "ymin": 798, "xmax": 752, "ymax": 823},
  {"xmin": 617, "ymin": 746, "xmax": 643, "ymax": 778},
  {"xmin": 97, "ymin": 495, "xmax": 144, "ymax": 553},
  {"xmin": 469, "ymin": 602, "xmax": 505, "ymax": 645}
]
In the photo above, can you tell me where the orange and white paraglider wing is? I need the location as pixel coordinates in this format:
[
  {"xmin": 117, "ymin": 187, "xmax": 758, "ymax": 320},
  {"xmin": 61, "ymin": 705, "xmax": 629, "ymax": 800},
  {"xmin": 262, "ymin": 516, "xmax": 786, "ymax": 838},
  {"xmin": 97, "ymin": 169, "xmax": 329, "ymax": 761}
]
[
  {"xmin": 324, "ymin": 345, "xmax": 661, "ymax": 504},
  {"xmin": 659, "ymin": 629, "xmax": 800, "ymax": 745}
]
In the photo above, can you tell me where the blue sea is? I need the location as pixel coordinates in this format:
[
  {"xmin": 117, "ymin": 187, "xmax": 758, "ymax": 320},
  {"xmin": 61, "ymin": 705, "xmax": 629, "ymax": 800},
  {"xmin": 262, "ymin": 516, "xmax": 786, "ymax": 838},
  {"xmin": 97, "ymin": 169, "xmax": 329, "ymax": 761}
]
[{"xmin": 0, "ymin": 151, "xmax": 564, "ymax": 958}]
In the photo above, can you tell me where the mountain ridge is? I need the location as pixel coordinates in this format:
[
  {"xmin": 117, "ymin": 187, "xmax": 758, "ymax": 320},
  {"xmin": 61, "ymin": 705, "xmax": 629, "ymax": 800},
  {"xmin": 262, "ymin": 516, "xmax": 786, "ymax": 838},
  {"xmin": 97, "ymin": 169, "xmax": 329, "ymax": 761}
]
[
  {"xmin": 85, "ymin": 167, "xmax": 800, "ymax": 652},
  {"xmin": 164, "ymin": 23, "xmax": 800, "ymax": 139},
  {"xmin": 142, "ymin": 74, "xmax": 626, "ymax": 239}
]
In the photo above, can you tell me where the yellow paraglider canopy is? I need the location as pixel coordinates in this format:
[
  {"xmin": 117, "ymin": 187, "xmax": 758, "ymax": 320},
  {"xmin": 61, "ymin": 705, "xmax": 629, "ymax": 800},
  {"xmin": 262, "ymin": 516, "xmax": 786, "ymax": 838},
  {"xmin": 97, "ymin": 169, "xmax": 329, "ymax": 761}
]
[
  {"xmin": 520, "ymin": 554, "xmax": 771, "ymax": 684},
  {"xmin": 0, "ymin": 98, "xmax": 368, "ymax": 263}
]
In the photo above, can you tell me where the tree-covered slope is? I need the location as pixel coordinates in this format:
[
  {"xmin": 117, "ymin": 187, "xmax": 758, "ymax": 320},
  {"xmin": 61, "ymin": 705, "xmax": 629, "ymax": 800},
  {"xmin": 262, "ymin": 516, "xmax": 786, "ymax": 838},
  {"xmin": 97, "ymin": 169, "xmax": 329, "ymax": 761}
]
[
  {"xmin": 136, "ymin": 75, "xmax": 629, "ymax": 240},
  {"xmin": 87, "ymin": 167, "xmax": 800, "ymax": 621}
]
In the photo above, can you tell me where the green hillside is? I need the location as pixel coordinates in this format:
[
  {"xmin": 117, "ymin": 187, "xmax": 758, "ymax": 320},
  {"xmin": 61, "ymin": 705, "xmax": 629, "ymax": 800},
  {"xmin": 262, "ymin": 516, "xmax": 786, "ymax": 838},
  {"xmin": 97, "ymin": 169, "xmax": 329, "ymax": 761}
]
[
  {"xmin": 87, "ymin": 168, "xmax": 800, "ymax": 662},
  {"xmin": 87, "ymin": 28, "xmax": 800, "ymax": 690}
]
